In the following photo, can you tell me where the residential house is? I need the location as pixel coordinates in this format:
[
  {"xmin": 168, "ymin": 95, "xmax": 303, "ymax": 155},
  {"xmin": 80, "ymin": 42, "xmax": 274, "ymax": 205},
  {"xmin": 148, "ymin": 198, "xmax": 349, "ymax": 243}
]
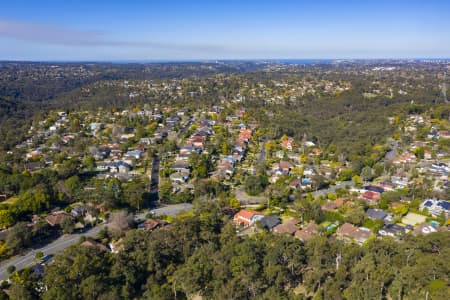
[
  {"xmin": 45, "ymin": 211, "xmax": 71, "ymax": 227},
  {"xmin": 233, "ymin": 210, "xmax": 264, "ymax": 227},
  {"xmin": 321, "ymin": 201, "xmax": 338, "ymax": 211},
  {"xmin": 180, "ymin": 145, "xmax": 201, "ymax": 156},
  {"xmin": 259, "ymin": 216, "xmax": 281, "ymax": 231},
  {"xmin": 412, "ymin": 222, "xmax": 439, "ymax": 236},
  {"xmin": 437, "ymin": 131, "xmax": 450, "ymax": 138},
  {"xmin": 361, "ymin": 191, "xmax": 381, "ymax": 204},
  {"xmin": 391, "ymin": 174, "xmax": 410, "ymax": 189},
  {"xmin": 121, "ymin": 156, "xmax": 136, "ymax": 167},
  {"xmin": 295, "ymin": 221, "xmax": 320, "ymax": 242},
  {"xmin": 419, "ymin": 199, "xmax": 450, "ymax": 218},
  {"xmin": 364, "ymin": 185, "xmax": 385, "ymax": 194},
  {"xmin": 80, "ymin": 240, "xmax": 108, "ymax": 252},
  {"xmin": 170, "ymin": 171, "xmax": 189, "ymax": 183},
  {"xmin": 140, "ymin": 137, "xmax": 153, "ymax": 145},
  {"xmin": 303, "ymin": 166, "xmax": 316, "ymax": 177},
  {"xmin": 378, "ymin": 224, "xmax": 405, "ymax": 238},
  {"xmin": 71, "ymin": 205, "xmax": 88, "ymax": 218},
  {"xmin": 289, "ymin": 179, "xmax": 301, "ymax": 190},
  {"xmin": 336, "ymin": 223, "xmax": 372, "ymax": 245},
  {"xmin": 239, "ymin": 128, "xmax": 252, "ymax": 142},
  {"xmin": 366, "ymin": 208, "xmax": 387, "ymax": 221},
  {"xmin": 281, "ymin": 137, "xmax": 298, "ymax": 151},
  {"xmin": 30, "ymin": 264, "xmax": 45, "ymax": 278},
  {"xmin": 172, "ymin": 160, "xmax": 191, "ymax": 172},
  {"xmin": 110, "ymin": 161, "xmax": 132, "ymax": 173},
  {"xmin": 393, "ymin": 153, "xmax": 416, "ymax": 165},
  {"xmin": 279, "ymin": 161, "xmax": 294, "ymax": 173},
  {"xmin": 273, "ymin": 218, "xmax": 300, "ymax": 235},
  {"xmin": 139, "ymin": 219, "xmax": 167, "ymax": 231},
  {"xmin": 125, "ymin": 149, "xmax": 143, "ymax": 160}
]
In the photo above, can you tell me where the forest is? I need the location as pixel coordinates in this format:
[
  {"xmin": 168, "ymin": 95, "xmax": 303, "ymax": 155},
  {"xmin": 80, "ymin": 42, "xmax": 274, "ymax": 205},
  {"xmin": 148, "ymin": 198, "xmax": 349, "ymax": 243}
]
[{"xmin": 4, "ymin": 201, "xmax": 449, "ymax": 300}]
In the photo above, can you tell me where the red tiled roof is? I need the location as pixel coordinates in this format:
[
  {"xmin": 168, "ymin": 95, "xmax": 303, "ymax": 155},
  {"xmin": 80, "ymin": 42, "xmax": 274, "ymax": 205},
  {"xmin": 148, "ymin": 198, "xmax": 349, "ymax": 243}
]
[
  {"xmin": 239, "ymin": 129, "xmax": 252, "ymax": 140},
  {"xmin": 233, "ymin": 210, "xmax": 263, "ymax": 225},
  {"xmin": 279, "ymin": 161, "xmax": 293, "ymax": 170},
  {"xmin": 362, "ymin": 191, "xmax": 381, "ymax": 200},
  {"xmin": 45, "ymin": 212, "xmax": 70, "ymax": 226}
]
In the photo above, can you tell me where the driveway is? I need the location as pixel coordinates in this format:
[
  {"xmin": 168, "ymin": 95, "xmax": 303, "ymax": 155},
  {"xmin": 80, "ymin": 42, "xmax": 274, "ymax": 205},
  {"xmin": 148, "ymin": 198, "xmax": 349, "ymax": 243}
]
[
  {"xmin": 311, "ymin": 180, "xmax": 354, "ymax": 198},
  {"xmin": 135, "ymin": 203, "xmax": 194, "ymax": 222}
]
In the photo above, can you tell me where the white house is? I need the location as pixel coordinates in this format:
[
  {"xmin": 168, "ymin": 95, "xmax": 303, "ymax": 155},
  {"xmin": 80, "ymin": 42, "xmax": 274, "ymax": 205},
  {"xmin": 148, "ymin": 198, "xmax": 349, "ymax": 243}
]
[{"xmin": 420, "ymin": 199, "xmax": 450, "ymax": 218}]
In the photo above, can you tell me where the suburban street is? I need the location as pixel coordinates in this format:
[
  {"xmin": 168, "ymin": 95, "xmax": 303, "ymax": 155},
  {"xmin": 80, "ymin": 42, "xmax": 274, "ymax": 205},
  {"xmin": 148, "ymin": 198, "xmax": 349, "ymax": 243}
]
[
  {"xmin": 177, "ymin": 118, "xmax": 194, "ymax": 138},
  {"xmin": 0, "ymin": 223, "xmax": 106, "ymax": 281},
  {"xmin": 0, "ymin": 203, "xmax": 194, "ymax": 281},
  {"xmin": 148, "ymin": 153, "xmax": 161, "ymax": 204},
  {"xmin": 258, "ymin": 138, "xmax": 268, "ymax": 162},
  {"xmin": 385, "ymin": 139, "xmax": 399, "ymax": 162}
]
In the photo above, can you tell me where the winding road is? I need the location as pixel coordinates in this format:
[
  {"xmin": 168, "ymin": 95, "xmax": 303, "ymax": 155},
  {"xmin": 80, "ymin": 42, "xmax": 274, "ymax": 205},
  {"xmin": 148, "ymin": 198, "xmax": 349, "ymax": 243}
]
[
  {"xmin": 0, "ymin": 203, "xmax": 193, "ymax": 281},
  {"xmin": 0, "ymin": 224, "xmax": 106, "ymax": 281}
]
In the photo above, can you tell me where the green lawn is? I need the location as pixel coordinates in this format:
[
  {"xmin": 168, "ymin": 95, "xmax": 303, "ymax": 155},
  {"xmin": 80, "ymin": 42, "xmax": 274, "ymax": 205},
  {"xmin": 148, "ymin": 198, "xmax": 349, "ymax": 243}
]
[{"xmin": 2, "ymin": 197, "xmax": 18, "ymax": 205}]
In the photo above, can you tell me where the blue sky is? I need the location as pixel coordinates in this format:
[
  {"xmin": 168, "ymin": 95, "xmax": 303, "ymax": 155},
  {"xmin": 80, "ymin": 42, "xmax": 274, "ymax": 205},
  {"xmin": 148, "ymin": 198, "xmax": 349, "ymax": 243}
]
[{"xmin": 0, "ymin": 0, "xmax": 449, "ymax": 60}]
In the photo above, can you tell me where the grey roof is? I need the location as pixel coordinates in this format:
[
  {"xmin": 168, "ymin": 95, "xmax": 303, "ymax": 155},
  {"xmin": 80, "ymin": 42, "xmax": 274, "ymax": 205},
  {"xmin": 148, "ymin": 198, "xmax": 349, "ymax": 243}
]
[
  {"xmin": 260, "ymin": 216, "xmax": 281, "ymax": 230},
  {"xmin": 31, "ymin": 264, "xmax": 45, "ymax": 277},
  {"xmin": 381, "ymin": 224, "xmax": 405, "ymax": 235},
  {"xmin": 439, "ymin": 201, "xmax": 450, "ymax": 210},
  {"xmin": 423, "ymin": 200, "xmax": 433, "ymax": 207},
  {"xmin": 366, "ymin": 208, "xmax": 387, "ymax": 220}
]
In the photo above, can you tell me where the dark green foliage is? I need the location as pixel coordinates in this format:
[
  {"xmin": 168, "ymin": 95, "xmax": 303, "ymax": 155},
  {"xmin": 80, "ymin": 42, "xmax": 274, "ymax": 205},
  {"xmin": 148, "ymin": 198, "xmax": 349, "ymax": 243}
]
[
  {"xmin": 13, "ymin": 205, "xmax": 450, "ymax": 300},
  {"xmin": 245, "ymin": 175, "xmax": 269, "ymax": 196},
  {"xmin": 5, "ymin": 222, "xmax": 32, "ymax": 255}
]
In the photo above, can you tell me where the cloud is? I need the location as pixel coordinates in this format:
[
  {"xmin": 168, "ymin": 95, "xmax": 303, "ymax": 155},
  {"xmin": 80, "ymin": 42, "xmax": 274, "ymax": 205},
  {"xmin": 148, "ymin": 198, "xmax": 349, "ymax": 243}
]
[{"xmin": 0, "ymin": 19, "xmax": 222, "ymax": 52}]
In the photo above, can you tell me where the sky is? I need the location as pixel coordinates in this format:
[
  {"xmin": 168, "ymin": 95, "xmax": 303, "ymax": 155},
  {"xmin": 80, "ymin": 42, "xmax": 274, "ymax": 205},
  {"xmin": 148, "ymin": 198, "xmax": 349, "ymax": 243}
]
[{"xmin": 0, "ymin": 0, "xmax": 449, "ymax": 61}]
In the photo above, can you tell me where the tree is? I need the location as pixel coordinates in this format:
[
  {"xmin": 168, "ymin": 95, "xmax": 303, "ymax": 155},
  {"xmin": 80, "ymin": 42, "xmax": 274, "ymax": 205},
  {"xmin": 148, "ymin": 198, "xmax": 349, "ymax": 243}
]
[
  {"xmin": 35, "ymin": 251, "xmax": 44, "ymax": 261},
  {"xmin": 344, "ymin": 207, "xmax": 366, "ymax": 226},
  {"xmin": 108, "ymin": 211, "xmax": 133, "ymax": 237},
  {"xmin": 229, "ymin": 197, "xmax": 241, "ymax": 209},
  {"xmin": 5, "ymin": 222, "xmax": 32, "ymax": 255},
  {"xmin": 0, "ymin": 209, "xmax": 14, "ymax": 229},
  {"xmin": 6, "ymin": 265, "xmax": 16, "ymax": 275},
  {"xmin": 16, "ymin": 184, "xmax": 51, "ymax": 215},
  {"xmin": 190, "ymin": 153, "xmax": 213, "ymax": 179},
  {"xmin": 360, "ymin": 166, "xmax": 373, "ymax": 182},
  {"xmin": 83, "ymin": 155, "xmax": 96, "ymax": 171},
  {"xmin": 64, "ymin": 175, "xmax": 81, "ymax": 200},
  {"xmin": 352, "ymin": 175, "xmax": 362, "ymax": 187},
  {"xmin": 57, "ymin": 158, "xmax": 80, "ymax": 179},
  {"xmin": 244, "ymin": 175, "xmax": 268, "ymax": 196},
  {"xmin": 43, "ymin": 245, "xmax": 112, "ymax": 300},
  {"xmin": 61, "ymin": 217, "xmax": 75, "ymax": 234}
]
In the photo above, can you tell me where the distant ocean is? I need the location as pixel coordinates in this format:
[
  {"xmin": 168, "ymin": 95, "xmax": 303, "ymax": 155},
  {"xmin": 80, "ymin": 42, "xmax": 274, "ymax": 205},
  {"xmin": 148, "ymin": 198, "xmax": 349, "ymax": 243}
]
[
  {"xmin": 109, "ymin": 59, "xmax": 335, "ymax": 64},
  {"xmin": 264, "ymin": 59, "xmax": 335, "ymax": 64}
]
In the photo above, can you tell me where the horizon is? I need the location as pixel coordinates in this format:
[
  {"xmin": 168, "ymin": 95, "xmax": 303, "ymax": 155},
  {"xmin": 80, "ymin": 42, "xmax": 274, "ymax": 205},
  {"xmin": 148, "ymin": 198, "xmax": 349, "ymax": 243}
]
[
  {"xmin": 2, "ymin": 58, "xmax": 450, "ymax": 64},
  {"xmin": 1, "ymin": 1, "xmax": 449, "ymax": 61}
]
